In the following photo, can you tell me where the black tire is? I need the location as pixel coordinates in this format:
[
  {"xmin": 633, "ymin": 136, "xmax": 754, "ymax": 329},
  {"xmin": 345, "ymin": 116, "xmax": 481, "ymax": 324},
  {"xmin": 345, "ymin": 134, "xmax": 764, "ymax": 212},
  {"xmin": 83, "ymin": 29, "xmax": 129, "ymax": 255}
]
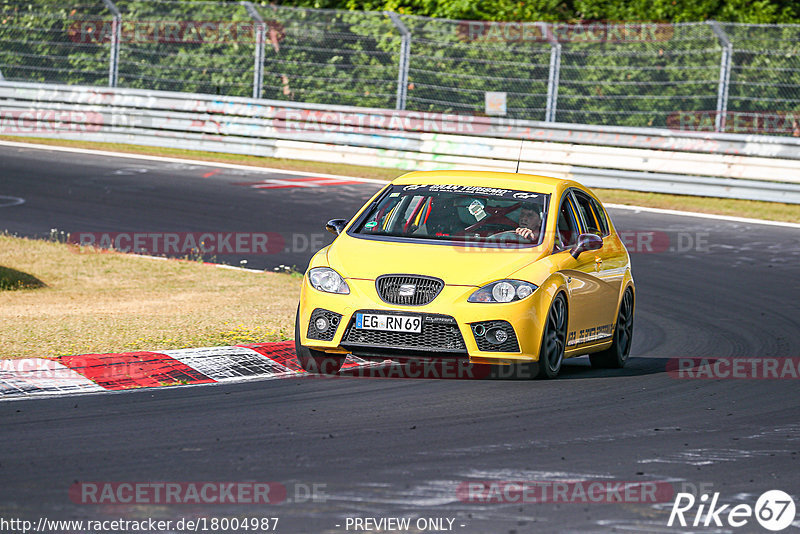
[
  {"xmin": 294, "ymin": 307, "xmax": 345, "ymax": 375},
  {"xmin": 536, "ymin": 293, "xmax": 568, "ymax": 379},
  {"xmin": 590, "ymin": 288, "xmax": 634, "ymax": 369}
]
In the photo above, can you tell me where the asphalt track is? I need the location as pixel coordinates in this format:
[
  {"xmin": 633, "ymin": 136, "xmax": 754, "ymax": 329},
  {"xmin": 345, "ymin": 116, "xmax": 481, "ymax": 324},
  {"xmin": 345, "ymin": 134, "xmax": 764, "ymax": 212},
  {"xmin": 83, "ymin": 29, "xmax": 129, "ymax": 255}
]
[{"xmin": 1, "ymin": 143, "xmax": 800, "ymax": 533}]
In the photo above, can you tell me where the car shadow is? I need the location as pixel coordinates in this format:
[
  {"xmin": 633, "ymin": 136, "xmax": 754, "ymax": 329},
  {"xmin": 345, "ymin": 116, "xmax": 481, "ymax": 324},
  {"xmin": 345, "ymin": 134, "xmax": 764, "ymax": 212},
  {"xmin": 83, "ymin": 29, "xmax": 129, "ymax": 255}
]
[
  {"xmin": 557, "ymin": 356, "xmax": 669, "ymax": 380},
  {"xmin": 333, "ymin": 356, "xmax": 669, "ymax": 381}
]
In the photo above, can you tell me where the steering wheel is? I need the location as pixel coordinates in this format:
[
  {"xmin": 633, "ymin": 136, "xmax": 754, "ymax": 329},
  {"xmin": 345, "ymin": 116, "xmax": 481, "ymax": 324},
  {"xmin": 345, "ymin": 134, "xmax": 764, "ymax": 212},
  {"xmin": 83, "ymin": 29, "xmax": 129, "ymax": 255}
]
[
  {"xmin": 456, "ymin": 223, "xmax": 511, "ymax": 238},
  {"xmin": 486, "ymin": 229, "xmax": 533, "ymax": 242}
]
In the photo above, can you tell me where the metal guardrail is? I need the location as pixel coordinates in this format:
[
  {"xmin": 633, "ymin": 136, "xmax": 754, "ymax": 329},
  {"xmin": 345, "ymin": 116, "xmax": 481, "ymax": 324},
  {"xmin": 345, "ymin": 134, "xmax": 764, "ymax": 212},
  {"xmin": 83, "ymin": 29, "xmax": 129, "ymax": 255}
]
[{"xmin": 1, "ymin": 81, "xmax": 799, "ymax": 204}]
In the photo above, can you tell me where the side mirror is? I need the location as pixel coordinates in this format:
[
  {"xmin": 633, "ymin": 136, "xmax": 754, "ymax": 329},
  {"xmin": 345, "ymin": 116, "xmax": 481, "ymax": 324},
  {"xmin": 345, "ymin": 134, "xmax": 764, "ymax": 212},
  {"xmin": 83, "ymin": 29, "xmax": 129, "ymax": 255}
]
[
  {"xmin": 326, "ymin": 218, "xmax": 348, "ymax": 235},
  {"xmin": 570, "ymin": 233, "xmax": 603, "ymax": 259}
]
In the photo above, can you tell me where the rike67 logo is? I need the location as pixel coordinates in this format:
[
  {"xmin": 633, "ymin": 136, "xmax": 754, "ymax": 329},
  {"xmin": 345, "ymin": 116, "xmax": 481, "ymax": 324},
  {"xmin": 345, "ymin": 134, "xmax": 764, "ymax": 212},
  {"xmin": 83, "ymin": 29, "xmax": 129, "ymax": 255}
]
[{"xmin": 668, "ymin": 490, "xmax": 796, "ymax": 531}]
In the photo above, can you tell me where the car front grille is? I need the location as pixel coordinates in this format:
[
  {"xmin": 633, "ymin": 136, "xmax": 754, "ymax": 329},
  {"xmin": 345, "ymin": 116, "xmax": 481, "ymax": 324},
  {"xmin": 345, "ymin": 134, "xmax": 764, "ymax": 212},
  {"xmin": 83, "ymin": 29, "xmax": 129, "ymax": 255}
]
[
  {"xmin": 375, "ymin": 274, "xmax": 444, "ymax": 306},
  {"xmin": 341, "ymin": 311, "xmax": 466, "ymax": 353}
]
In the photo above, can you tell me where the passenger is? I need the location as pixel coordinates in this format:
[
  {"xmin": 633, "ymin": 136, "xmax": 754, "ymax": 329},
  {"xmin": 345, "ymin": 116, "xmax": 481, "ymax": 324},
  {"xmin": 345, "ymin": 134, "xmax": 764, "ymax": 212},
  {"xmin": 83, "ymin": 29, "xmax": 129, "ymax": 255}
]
[{"xmin": 426, "ymin": 196, "xmax": 463, "ymax": 236}]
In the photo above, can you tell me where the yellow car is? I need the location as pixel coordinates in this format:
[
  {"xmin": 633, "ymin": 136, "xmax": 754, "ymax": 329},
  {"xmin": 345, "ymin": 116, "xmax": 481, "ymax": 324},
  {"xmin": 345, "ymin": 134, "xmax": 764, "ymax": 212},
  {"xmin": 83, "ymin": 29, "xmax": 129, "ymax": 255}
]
[{"xmin": 295, "ymin": 170, "xmax": 635, "ymax": 379}]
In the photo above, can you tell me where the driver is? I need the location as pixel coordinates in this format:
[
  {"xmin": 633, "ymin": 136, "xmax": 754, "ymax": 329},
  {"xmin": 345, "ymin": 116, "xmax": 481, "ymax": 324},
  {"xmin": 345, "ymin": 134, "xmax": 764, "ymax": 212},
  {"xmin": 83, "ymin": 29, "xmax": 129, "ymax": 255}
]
[{"xmin": 514, "ymin": 207, "xmax": 542, "ymax": 241}]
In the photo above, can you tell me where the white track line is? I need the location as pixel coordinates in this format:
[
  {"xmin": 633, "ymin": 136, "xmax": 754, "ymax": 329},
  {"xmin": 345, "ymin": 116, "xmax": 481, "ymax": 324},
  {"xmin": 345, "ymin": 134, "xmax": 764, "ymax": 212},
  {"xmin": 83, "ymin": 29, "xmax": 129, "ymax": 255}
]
[
  {"xmin": 0, "ymin": 139, "xmax": 387, "ymax": 184},
  {"xmin": 605, "ymin": 204, "xmax": 800, "ymax": 229},
  {"xmin": 1, "ymin": 139, "xmax": 796, "ymax": 228},
  {"xmin": 126, "ymin": 252, "xmax": 266, "ymax": 273},
  {"xmin": 0, "ymin": 195, "xmax": 25, "ymax": 207}
]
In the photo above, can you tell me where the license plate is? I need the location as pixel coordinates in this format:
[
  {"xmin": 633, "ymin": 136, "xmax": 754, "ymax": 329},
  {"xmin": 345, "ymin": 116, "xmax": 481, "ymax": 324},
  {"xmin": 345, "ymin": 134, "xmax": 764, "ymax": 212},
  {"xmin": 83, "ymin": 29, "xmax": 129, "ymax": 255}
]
[{"xmin": 356, "ymin": 313, "xmax": 422, "ymax": 333}]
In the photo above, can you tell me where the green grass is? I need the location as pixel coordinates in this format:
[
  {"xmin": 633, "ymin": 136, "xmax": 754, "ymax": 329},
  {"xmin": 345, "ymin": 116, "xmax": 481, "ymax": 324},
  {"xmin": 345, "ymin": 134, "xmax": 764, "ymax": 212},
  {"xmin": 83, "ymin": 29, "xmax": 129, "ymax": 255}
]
[
  {"xmin": 0, "ymin": 234, "xmax": 300, "ymax": 359},
  {"xmin": 595, "ymin": 189, "xmax": 799, "ymax": 224}
]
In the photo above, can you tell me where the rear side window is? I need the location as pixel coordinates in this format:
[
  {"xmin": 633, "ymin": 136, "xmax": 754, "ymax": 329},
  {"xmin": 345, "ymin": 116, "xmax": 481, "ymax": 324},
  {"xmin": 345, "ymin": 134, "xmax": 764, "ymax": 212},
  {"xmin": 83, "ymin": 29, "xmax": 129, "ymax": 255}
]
[
  {"xmin": 556, "ymin": 195, "xmax": 581, "ymax": 249},
  {"xmin": 573, "ymin": 191, "xmax": 609, "ymax": 237}
]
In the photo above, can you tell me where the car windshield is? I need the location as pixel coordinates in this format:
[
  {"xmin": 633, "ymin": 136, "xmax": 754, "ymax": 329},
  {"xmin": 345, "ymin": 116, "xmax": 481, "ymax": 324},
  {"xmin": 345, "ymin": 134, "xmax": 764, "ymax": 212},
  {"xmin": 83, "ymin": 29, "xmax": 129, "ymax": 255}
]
[{"xmin": 352, "ymin": 184, "xmax": 549, "ymax": 246}]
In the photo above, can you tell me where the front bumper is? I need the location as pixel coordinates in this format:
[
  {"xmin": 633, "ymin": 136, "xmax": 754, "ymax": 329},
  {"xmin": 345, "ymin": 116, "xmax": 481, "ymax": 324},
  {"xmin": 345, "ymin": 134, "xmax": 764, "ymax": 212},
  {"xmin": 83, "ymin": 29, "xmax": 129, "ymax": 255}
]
[{"xmin": 299, "ymin": 278, "xmax": 547, "ymax": 364}]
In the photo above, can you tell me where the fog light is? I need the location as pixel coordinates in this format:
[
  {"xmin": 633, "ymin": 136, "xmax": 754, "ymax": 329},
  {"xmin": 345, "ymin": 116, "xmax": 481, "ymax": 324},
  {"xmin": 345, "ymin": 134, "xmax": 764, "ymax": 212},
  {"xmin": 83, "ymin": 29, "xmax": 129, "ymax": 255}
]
[
  {"xmin": 314, "ymin": 317, "xmax": 329, "ymax": 332},
  {"xmin": 486, "ymin": 327, "xmax": 508, "ymax": 345}
]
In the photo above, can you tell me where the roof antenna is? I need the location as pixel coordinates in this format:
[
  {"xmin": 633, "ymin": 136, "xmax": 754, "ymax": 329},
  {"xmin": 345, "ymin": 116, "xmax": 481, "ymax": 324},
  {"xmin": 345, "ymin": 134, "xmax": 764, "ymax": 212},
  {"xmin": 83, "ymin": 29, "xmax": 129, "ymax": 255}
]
[{"xmin": 514, "ymin": 139, "xmax": 524, "ymax": 173}]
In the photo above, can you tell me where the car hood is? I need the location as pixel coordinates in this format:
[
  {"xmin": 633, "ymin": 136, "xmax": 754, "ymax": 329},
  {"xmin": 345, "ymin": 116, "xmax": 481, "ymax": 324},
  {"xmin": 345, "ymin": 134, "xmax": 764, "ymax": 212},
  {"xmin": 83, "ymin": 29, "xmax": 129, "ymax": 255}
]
[{"xmin": 326, "ymin": 234, "xmax": 544, "ymax": 286}]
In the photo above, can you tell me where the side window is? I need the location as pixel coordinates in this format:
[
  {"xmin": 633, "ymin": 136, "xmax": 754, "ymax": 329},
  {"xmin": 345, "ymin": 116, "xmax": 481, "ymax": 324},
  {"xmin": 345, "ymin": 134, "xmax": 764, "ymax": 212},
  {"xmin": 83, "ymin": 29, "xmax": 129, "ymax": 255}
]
[
  {"xmin": 573, "ymin": 191, "xmax": 609, "ymax": 237},
  {"xmin": 556, "ymin": 196, "xmax": 580, "ymax": 249},
  {"xmin": 590, "ymin": 197, "xmax": 610, "ymax": 236},
  {"xmin": 366, "ymin": 196, "xmax": 401, "ymax": 232},
  {"xmin": 401, "ymin": 195, "xmax": 430, "ymax": 233}
]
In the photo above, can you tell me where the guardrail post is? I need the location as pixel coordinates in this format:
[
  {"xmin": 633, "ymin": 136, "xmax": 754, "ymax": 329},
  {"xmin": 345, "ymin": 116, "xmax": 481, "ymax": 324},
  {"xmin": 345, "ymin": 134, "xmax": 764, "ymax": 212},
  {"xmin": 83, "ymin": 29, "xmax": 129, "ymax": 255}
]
[
  {"xmin": 387, "ymin": 12, "xmax": 411, "ymax": 111},
  {"xmin": 243, "ymin": 2, "xmax": 266, "ymax": 99},
  {"xmin": 542, "ymin": 23, "xmax": 561, "ymax": 123},
  {"xmin": 101, "ymin": 0, "xmax": 121, "ymax": 87},
  {"xmin": 0, "ymin": 68, "xmax": 4, "ymax": 81},
  {"xmin": 708, "ymin": 20, "xmax": 733, "ymax": 133}
]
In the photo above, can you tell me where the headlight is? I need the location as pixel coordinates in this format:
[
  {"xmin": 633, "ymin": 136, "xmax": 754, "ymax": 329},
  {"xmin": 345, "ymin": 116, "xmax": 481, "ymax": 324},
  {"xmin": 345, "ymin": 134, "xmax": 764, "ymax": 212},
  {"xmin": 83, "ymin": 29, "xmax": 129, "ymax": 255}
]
[
  {"xmin": 308, "ymin": 267, "xmax": 350, "ymax": 294},
  {"xmin": 468, "ymin": 280, "xmax": 537, "ymax": 303}
]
